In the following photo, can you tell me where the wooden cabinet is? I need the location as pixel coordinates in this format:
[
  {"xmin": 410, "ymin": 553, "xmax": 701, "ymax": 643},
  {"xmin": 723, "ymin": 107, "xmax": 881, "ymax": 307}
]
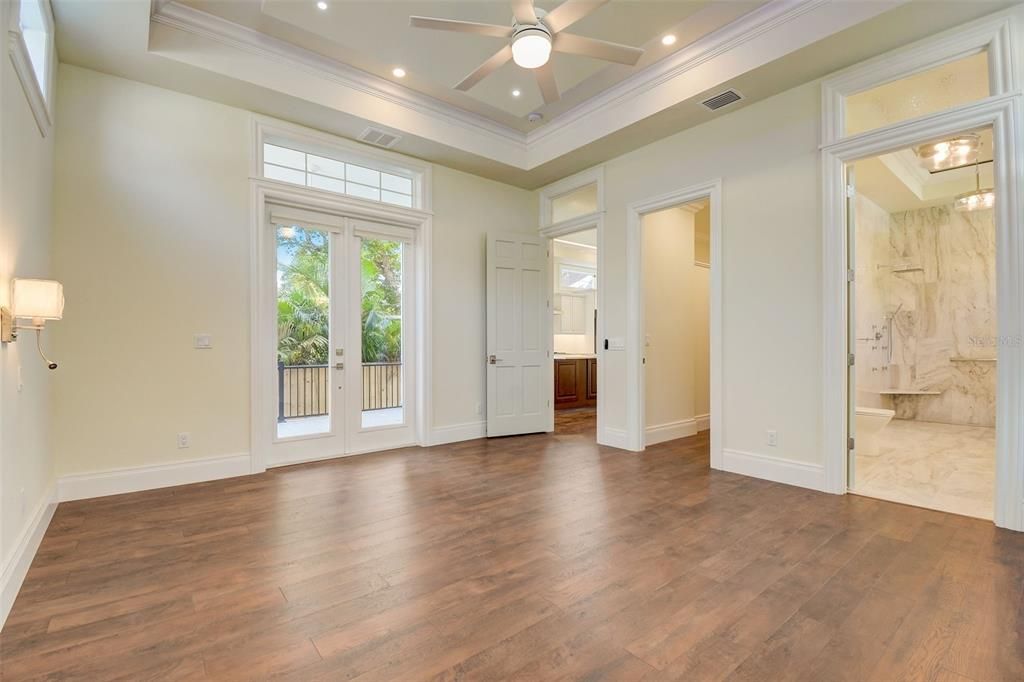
[
  {"xmin": 586, "ymin": 357, "xmax": 598, "ymax": 400},
  {"xmin": 554, "ymin": 357, "xmax": 597, "ymax": 409}
]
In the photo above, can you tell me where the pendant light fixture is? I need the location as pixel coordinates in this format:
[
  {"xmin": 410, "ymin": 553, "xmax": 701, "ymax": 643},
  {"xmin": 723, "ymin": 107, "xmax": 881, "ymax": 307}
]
[
  {"xmin": 915, "ymin": 133, "xmax": 980, "ymax": 172},
  {"xmin": 955, "ymin": 155, "xmax": 995, "ymax": 212}
]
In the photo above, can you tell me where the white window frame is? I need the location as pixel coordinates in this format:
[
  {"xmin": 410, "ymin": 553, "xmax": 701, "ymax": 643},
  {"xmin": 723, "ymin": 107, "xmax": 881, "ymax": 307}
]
[
  {"xmin": 538, "ymin": 165, "xmax": 605, "ymax": 230},
  {"xmin": 820, "ymin": 13, "xmax": 1015, "ymax": 145},
  {"xmin": 8, "ymin": 0, "xmax": 55, "ymax": 136},
  {"xmin": 252, "ymin": 116, "xmax": 432, "ymax": 213},
  {"xmin": 820, "ymin": 10, "xmax": 1024, "ymax": 531},
  {"xmin": 556, "ymin": 261, "xmax": 597, "ymax": 293},
  {"xmin": 250, "ymin": 131, "xmax": 433, "ymax": 471}
]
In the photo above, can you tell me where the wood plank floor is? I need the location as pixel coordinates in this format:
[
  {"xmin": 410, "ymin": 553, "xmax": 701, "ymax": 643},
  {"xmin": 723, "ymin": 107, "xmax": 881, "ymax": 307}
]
[{"xmin": 3, "ymin": 413, "xmax": 1023, "ymax": 680}]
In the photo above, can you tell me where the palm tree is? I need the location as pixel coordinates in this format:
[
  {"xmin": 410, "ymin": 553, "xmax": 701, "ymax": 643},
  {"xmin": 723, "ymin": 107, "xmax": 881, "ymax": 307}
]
[{"xmin": 276, "ymin": 229, "xmax": 403, "ymax": 366}]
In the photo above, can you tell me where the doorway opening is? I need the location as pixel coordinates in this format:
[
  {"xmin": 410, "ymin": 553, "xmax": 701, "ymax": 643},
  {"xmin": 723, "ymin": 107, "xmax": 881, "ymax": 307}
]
[
  {"xmin": 847, "ymin": 127, "xmax": 996, "ymax": 519},
  {"xmin": 551, "ymin": 229, "xmax": 598, "ymax": 438},
  {"xmin": 640, "ymin": 200, "xmax": 711, "ymax": 448}
]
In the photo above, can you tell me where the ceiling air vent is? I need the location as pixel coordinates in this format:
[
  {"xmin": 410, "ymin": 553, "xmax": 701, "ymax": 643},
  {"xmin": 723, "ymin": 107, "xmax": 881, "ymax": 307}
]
[
  {"xmin": 359, "ymin": 127, "xmax": 401, "ymax": 149},
  {"xmin": 701, "ymin": 89, "xmax": 743, "ymax": 111}
]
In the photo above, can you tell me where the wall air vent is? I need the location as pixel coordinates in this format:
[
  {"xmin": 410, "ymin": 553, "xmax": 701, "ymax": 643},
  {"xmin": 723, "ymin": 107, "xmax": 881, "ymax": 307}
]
[
  {"xmin": 701, "ymin": 89, "xmax": 743, "ymax": 111},
  {"xmin": 359, "ymin": 127, "xmax": 401, "ymax": 149}
]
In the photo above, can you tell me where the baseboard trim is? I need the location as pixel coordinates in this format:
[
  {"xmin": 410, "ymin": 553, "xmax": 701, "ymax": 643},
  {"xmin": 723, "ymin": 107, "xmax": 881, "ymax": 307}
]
[
  {"xmin": 57, "ymin": 454, "xmax": 251, "ymax": 502},
  {"xmin": 695, "ymin": 413, "xmax": 710, "ymax": 432},
  {"xmin": 646, "ymin": 418, "xmax": 700, "ymax": 446},
  {"xmin": 600, "ymin": 427, "xmax": 630, "ymax": 450},
  {"xmin": 1, "ymin": 482, "xmax": 56, "ymax": 630},
  {"xmin": 721, "ymin": 448, "xmax": 825, "ymax": 492},
  {"xmin": 429, "ymin": 421, "xmax": 486, "ymax": 446}
]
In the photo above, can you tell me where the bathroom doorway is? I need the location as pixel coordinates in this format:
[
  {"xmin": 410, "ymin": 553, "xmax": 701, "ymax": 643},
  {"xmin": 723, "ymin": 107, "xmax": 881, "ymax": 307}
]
[{"xmin": 847, "ymin": 127, "xmax": 996, "ymax": 518}]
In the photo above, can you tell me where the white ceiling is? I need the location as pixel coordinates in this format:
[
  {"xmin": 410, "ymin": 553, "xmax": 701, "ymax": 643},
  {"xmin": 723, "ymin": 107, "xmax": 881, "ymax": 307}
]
[
  {"xmin": 176, "ymin": 0, "xmax": 760, "ymax": 130},
  {"xmin": 52, "ymin": 0, "xmax": 1019, "ymax": 188}
]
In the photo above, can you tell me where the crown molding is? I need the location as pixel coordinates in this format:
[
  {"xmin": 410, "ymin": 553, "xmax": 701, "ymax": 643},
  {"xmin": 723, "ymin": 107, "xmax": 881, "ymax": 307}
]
[
  {"xmin": 150, "ymin": 0, "xmax": 904, "ymax": 172},
  {"xmin": 526, "ymin": 0, "xmax": 831, "ymax": 148},
  {"xmin": 151, "ymin": 1, "xmax": 528, "ymax": 160}
]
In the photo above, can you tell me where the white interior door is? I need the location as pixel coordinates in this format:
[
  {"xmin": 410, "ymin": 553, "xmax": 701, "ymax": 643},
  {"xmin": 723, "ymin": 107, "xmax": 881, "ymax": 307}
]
[
  {"xmin": 846, "ymin": 168, "xmax": 858, "ymax": 488},
  {"xmin": 486, "ymin": 232, "xmax": 549, "ymax": 437}
]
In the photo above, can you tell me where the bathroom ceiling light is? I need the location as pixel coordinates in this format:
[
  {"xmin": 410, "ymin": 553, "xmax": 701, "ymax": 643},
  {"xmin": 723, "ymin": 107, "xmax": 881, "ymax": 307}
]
[
  {"xmin": 915, "ymin": 133, "xmax": 980, "ymax": 171},
  {"xmin": 955, "ymin": 154, "xmax": 995, "ymax": 212},
  {"xmin": 511, "ymin": 88, "xmax": 521, "ymax": 97},
  {"xmin": 661, "ymin": 34, "xmax": 677, "ymax": 46},
  {"xmin": 316, "ymin": 1, "xmax": 327, "ymax": 9},
  {"xmin": 392, "ymin": 67, "xmax": 406, "ymax": 78}
]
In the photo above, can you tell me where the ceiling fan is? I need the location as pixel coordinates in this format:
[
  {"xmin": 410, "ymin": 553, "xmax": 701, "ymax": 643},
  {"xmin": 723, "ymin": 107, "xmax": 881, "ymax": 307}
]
[{"xmin": 410, "ymin": 0, "xmax": 645, "ymax": 105}]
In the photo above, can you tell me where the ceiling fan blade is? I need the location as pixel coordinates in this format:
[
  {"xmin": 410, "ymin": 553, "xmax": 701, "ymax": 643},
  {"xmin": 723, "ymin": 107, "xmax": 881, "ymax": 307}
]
[
  {"xmin": 511, "ymin": 0, "xmax": 538, "ymax": 25},
  {"xmin": 553, "ymin": 32, "xmax": 644, "ymax": 65},
  {"xmin": 410, "ymin": 16, "xmax": 513, "ymax": 39},
  {"xmin": 455, "ymin": 45, "xmax": 514, "ymax": 91},
  {"xmin": 543, "ymin": 0, "xmax": 608, "ymax": 33},
  {"xmin": 535, "ymin": 62, "xmax": 560, "ymax": 104}
]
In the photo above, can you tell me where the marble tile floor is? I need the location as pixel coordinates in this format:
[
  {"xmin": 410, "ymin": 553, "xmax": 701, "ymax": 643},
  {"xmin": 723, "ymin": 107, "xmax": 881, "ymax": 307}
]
[{"xmin": 853, "ymin": 418, "xmax": 995, "ymax": 519}]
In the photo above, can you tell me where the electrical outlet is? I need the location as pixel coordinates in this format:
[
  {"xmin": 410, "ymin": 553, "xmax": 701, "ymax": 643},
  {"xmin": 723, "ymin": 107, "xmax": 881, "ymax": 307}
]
[
  {"xmin": 767, "ymin": 430, "xmax": 778, "ymax": 447},
  {"xmin": 193, "ymin": 334, "xmax": 213, "ymax": 349},
  {"xmin": 177, "ymin": 432, "xmax": 191, "ymax": 449}
]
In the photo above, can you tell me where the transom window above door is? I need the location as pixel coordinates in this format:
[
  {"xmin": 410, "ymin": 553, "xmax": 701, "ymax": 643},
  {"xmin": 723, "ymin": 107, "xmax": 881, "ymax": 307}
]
[{"xmin": 263, "ymin": 143, "xmax": 415, "ymax": 208}]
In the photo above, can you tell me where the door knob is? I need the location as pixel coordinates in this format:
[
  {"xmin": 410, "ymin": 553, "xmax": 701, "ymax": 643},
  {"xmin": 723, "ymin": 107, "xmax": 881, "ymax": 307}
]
[
  {"xmin": 488, "ymin": 354, "xmax": 500, "ymax": 365},
  {"xmin": 335, "ymin": 362, "xmax": 344, "ymax": 370}
]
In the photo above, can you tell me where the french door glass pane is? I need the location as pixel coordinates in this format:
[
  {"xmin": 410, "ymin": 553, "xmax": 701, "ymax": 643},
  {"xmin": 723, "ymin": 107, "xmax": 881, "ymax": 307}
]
[
  {"xmin": 276, "ymin": 224, "xmax": 331, "ymax": 438},
  {"xmin": 360, "ymin": 237, "xmax": 404, "ymax": 428}
]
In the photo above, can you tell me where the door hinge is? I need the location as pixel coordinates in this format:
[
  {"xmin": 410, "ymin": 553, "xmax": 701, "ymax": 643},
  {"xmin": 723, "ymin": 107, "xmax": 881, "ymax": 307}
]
[
  {"xmin": 846, "ymin": 184, "xmax": 856, "ymax": 198},
  {"xmin": 848, "ymin": 353, "xmax": 855, "ymax": 366},
  {"xmin": 847, "ymin": 268, "xmax": 855, "ymax": 282},
  {"xmin": 848, "ymin": 436, "xmax": 855, "ymax": 451}
]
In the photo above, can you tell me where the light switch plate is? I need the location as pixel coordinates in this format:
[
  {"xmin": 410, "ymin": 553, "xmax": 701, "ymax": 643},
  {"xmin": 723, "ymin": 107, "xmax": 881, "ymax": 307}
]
[
  {"xmin": 607, "ymin": 337, "xmax": 625, "ymax": 350},
  {"xmin": 193, "ymin": 334, "xmax": 213, "ymax": 349}
]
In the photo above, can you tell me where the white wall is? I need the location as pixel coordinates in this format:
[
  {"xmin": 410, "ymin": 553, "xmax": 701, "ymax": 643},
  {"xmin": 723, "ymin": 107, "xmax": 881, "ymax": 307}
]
[
  {"xmin": 50, "ymin": 65, "xmax": 536, "ymax": 476},
  {"xmin": 641, "ymin": 206, "xmax": 709, "ymax": 438},
  {"xmin": 431, "ymin": 165, "xmax": 537, "ymax": 431},
  {"xmin": 1, "ymin": 0, "xmax": 57, "ymax": 621},
  {"xmin": 601, "ymin": 80, "xmax": 822, "ymax": 465}
]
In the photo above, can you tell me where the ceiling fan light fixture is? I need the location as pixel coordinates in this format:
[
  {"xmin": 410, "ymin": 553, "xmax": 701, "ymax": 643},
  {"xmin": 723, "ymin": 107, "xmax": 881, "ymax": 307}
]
[{"xmin": 511, "ymin": 27, "xmax": 551, "ymax": 69}]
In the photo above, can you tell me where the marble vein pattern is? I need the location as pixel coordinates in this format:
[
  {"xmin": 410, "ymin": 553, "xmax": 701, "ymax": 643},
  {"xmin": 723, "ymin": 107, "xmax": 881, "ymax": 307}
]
[{"xmin": 854, "ymin": 419, "xmax": 994, "ymax": 519}]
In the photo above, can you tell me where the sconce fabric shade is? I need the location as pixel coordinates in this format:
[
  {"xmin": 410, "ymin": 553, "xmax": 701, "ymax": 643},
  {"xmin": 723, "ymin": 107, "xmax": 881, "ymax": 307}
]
[{"xmin": 12, "ymin": 278, "xmax": 64, "ymax": 320}]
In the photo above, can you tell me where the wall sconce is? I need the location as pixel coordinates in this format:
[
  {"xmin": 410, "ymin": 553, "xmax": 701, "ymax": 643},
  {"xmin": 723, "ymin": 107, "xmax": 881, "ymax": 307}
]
[{"xmin": 1, "ymin": 278, "xmax": 64, "ymax": 369}]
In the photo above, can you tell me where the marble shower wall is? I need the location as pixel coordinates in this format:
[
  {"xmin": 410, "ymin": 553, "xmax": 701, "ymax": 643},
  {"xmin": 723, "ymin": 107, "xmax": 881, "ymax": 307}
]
[
  {"xmin": 854, "ymin": 195, "xmax": 894, "ymax": 409},
  {"xmin": 887, "ymin": 205, "xmax": 996, "ymax": 426}
]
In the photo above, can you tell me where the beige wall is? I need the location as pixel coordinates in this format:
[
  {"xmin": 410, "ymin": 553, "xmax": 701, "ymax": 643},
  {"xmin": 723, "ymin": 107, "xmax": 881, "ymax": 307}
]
[
  {"xmin": 0, "ymin": 2, "xmax": 57, "ymax": 585},
  {"xmin": 641, "ymin": 207, "xmax": 709, "ymax": 430},
  {"xmin": 601, "ymin": 81, "xmax": 822, "ymax": 463},
  {"xmin": 51, "ymin": 65, "xmax": 536, "ymax": 476},
  {"xmin": 431, "ymin": 164, "xmax": 537, "ymax": 429}
]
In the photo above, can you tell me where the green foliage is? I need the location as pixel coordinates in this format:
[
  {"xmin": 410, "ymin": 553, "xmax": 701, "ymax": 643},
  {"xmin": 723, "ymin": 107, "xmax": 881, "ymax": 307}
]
[
  {"xmin": 360, "ymin": 239, "xmax": 402, "ymax": 363},
  {"xmin": 276, "ymin": 228, "xmax": 402, "ymax": 366}
]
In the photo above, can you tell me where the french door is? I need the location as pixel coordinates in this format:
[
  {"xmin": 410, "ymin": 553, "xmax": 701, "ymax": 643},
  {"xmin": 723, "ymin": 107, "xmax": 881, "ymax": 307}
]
[{"xmin": 262, "ymin": 206, "xmax": 415, "ymax": 467}]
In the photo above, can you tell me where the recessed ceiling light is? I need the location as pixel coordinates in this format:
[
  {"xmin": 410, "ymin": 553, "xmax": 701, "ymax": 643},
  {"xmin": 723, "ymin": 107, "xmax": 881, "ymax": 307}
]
[
  {"xmin": 392, "ymin": 67, "xmax": 406, "ymax": 78},
  {"xmin": 511, "ymin": 89, "xmax": 521, "ymax": 98},
  {"xmin": 661, "ymin": 34, "xmax": 677, "ymax": 46},
  {"xmin": 316, "ymin": 1, "xmax": 327, "ymax": 10}
]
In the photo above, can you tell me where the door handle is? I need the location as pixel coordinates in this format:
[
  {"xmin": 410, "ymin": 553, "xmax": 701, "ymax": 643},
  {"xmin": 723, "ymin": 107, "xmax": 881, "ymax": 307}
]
[
  {"xmin": 488, "ymin": 354, "xmax": 502, "ymax": 365},
  {"xmin": 335, "ymin": 362, "xmax": 344, "ymax": 370}
]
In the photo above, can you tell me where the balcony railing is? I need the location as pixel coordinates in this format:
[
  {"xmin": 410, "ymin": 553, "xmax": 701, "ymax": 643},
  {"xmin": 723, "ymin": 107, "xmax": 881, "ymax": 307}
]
[{"xmin": 277, "ymin": 362, "xmax": 402, "ymax": 421}]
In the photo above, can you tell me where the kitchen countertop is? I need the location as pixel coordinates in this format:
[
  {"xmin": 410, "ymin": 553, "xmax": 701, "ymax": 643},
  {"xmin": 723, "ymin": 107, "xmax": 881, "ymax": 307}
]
[{"xmin": 553, "ymin": 354, "xmax": 597, "ymax": 360}]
